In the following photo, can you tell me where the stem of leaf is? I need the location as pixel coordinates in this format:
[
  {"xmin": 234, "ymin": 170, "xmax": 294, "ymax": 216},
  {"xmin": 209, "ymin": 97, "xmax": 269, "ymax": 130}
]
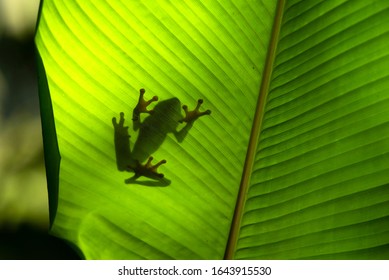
[{"xmin": 224, "ymin": 0, "xmax": 286, "ymax": 260}]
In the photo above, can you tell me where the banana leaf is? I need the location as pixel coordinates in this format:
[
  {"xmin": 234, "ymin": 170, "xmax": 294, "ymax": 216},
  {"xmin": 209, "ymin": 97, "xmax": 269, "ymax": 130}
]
[{"xmin": 35, "ymin": 0, "xmax": 389, "ymax": 259}]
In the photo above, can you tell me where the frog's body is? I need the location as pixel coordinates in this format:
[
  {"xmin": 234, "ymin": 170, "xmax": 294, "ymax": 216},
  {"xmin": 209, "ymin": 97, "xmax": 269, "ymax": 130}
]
[
  {"xmin": 113, "ymin": 89, "xmax": 210, "ymax": 183},
  {"xmin": 131, "ymin": 98, "xmax": 182, "ymax": 163}
]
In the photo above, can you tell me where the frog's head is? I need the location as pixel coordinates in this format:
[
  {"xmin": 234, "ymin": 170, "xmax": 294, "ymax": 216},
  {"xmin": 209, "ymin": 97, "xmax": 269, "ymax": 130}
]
[
  {"xmin": 143, "ymin": 97, "xmax": 182, "ymax": 131},
  {"xmin": 153, "ymin": 98, "xmax": 181, "ymax": 118}
]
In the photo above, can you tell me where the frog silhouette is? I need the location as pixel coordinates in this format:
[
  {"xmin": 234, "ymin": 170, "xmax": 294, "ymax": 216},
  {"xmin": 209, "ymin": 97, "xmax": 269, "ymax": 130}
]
[
  {"xmin": 132, "ymin": 97, "xmax": 187, "ymax": 163},
  {"xmin": 113, "ymin": 89, "xmax": 211, "ymax": 185}
]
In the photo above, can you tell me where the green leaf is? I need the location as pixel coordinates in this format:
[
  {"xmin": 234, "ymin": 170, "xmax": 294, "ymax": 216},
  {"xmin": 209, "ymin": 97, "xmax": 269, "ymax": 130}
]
[
  {"xmin": 234, "ymin": 0, "xmax": 389, "ymax": 259},
  {"xmin": 35, "ymin": 0, "xmax": 277, "ymax": 259},
  {"xmin": 35, "ymin": 0, "xmax": 389, "ymax": 259}
]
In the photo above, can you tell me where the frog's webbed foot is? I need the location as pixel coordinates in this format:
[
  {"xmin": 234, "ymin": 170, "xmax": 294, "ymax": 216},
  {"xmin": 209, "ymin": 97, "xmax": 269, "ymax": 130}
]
[
  {"xmin": 132, "ymin": 88, "xmax": 158, "ymax": 121},
  {"xmin": 112, "ymin": 112, "xmax": 132, "ymax": 171},
  {"xmin": 112, "ymin": 112, "xmax": 128, "ymax": 132},
  {"xmin": 179, "ymin": 99, "xmax": 211, "ymax": 123},
  {"xmin": 126, "ymin": 156, "xmax": 167, "ymax": 182}
]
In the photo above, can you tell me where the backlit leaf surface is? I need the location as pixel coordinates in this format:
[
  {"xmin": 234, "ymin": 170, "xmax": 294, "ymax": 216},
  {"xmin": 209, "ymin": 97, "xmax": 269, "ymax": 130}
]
[
  {"xmin": 35, "ymin": 0, "xmax": 389, "ymax": 259},
  {"xmin": 235, "ymin": 0, "xmax": 389, "ymax": 259},
  {"xmin": 35, "ymin": 0, "xmax": 276, "ymax": 259}
]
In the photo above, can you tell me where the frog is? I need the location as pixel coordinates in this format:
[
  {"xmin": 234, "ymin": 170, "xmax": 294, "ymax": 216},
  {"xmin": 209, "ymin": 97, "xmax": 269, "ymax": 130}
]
[{"xmin": 112, "ymin": 88, "xmax": 211, "ymax": 185}]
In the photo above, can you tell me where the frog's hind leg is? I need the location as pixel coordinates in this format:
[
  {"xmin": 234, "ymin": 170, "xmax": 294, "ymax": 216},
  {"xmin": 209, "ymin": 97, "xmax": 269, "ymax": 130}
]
[
  {"xmin": 125, "ymin": 157, "xmax": 167, "ymax": 184},
  {"xmin": 124, "ymin": 174, "xmax": 141, "ymax": 184},
  {"xmin": 112, "ymin": 112, "xmax": 132, "ymax": 171}
]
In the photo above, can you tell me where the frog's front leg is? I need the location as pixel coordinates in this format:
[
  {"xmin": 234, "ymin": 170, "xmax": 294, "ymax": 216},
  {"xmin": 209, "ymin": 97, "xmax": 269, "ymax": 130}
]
[
  {"xmin": 174, "ymin": 99, "xmax": 211, "ymax": 142},
  {"xmin": 125, "ymin": 156, "xmax": 167, "ymax": 183},
  {"xmin": 132, "ymin": 88, "xmax": 158, "ymax": 127},
  {"xmin": 179, "ymin": 99, "xmax": 211, "ymax": 124}
]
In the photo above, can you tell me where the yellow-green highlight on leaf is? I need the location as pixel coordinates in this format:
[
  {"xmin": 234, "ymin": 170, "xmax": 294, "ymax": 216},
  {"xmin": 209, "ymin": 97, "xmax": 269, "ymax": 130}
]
[
  {"xmin": 35, "ymin": 0, "xmax": 277, "ymax": 259},
  {"xmin": 36, "ymin": 0, "xmax": 389, "ymax": 260}
]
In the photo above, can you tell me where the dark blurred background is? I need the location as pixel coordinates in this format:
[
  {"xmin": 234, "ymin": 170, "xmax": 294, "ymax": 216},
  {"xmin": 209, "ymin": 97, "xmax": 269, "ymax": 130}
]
[{"xmin": 0, "ymin": 0, "xmax": 79, "ymax": 259}]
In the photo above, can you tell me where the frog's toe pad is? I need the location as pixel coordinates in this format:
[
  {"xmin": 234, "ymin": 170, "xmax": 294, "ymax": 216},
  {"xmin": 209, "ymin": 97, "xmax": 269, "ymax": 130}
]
[
  {"xmin": 132, "ymin": 89, "xmax": 159, "ymax": 121},
  {"xmin": 128, "ymin": 157, "xmax": 167, "ymax": 181},
  {"xmin": 180, "ymin": 99, "xmax": 211, "ymax": 123}
]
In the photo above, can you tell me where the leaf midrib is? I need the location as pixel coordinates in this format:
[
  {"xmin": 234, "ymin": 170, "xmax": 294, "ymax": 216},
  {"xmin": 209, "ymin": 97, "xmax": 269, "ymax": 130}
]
[{"xmin": 224, "ymin": 0, "xmax": 286, "ymax": 259}]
